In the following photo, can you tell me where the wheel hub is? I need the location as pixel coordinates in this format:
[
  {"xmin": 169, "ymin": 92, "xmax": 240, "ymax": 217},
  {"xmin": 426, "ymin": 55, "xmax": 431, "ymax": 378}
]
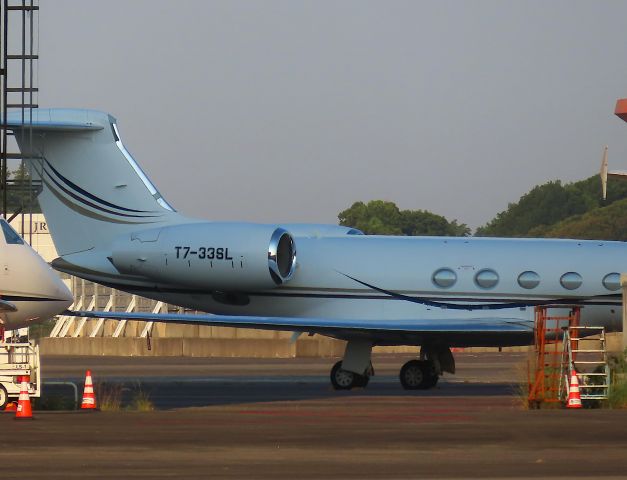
[
  {"xmin": 404, "ymin": 366, "xmax": 423, "ymax": 387},
  {"xmin": 335, "ymin": 369, "xmax": 354, "ymax": 387}
]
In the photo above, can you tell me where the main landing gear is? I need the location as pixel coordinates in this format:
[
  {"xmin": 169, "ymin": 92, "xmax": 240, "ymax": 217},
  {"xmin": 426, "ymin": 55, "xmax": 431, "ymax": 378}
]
[
  {"xmin": 329, "ymin": 343, "xmax": 455, "ymax": 391},
  {"xmin": 330, "ymin": 361, "xmax": 372, "ymax": 390},
  {"xmin": 399, "ymin": 359, "xmax": 439, "ymax": 390},
  {"xmin": 330, "ymin": 358, "xmax": 440, "ymax": 390},
  {"xmin": 398, "ymin": 345, "xmax": 455, "ymax": 390}
]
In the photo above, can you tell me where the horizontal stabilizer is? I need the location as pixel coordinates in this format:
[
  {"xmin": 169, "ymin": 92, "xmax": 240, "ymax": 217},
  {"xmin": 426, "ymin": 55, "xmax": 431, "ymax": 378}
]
[{"xmin": 7, "ymin": 109, "xmax": 105, "ymax": 132}]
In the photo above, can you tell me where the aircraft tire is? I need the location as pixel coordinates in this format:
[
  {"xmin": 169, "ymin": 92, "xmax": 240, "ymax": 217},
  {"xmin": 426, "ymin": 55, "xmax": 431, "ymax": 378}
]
[
  {"xmin": 425, "ymin": 373, "xmax": 439, "ymax": 388},
  {"xmin": 0, "ymin": 384, "xmax": 7, "ymax": 410},
  {"xmin": 330, "ymin": 361, "xmax": 356, "ymax": 390},
  {"xmin": 353, "ymin": 373, "xmax": 370, "ymax": 388},
  {"xmin": 330, "ymin": 361, "xmax": 370, "ymax": 390},
  {"xmin": 400, "ymin": 360, "xmax": 435, "ymax": 390}
]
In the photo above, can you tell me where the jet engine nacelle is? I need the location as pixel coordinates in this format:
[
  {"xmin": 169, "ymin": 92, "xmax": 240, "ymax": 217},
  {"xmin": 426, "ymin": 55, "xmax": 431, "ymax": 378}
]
[{"xmin": 110, "ymin": 223, "xmax": 296, "ymax": 291}]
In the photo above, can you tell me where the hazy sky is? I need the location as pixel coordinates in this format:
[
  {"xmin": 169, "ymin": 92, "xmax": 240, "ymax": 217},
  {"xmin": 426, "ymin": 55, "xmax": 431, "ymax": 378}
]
[{"xmin": 33, "ymin": 1, "xmax": 627, "ymax": 229}]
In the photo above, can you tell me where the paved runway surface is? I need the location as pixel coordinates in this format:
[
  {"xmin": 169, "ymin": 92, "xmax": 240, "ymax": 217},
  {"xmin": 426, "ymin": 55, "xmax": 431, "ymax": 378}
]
[
  {"xmin": 41, "ymin": 352, "xmax": 520, "ymax": 408},
  {"xmin": 1, "ymin": 353, "xmax": 626, "ymax": 479}
]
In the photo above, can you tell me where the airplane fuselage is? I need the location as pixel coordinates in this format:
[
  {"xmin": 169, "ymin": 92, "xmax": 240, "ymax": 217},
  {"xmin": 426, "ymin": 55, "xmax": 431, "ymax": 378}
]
[{"xmin": 54, "ymin": 229, "xmax": 626, "ymax": 346}]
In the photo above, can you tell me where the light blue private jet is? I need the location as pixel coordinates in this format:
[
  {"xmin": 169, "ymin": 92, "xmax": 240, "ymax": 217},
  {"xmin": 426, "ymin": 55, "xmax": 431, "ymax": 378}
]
[{"xmin": 8, "ymin": 109, "xmax": 625, "ymax": 390}]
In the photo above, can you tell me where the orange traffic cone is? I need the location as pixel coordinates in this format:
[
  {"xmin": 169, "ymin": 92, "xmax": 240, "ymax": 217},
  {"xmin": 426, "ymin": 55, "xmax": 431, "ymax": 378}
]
[
  {"xmin": 15, "ymin": 376, "xmax": 33, "ymax": 420},
  {"xmin": 4, "ymin": 401, "xmax": 17, "ymax": 412},
  {"xmin": 81, "ymin": 370, "xmax": 97, "ymax": 410},
  {"xmin": 566, "ymin": 369, "xmax": 583, "ymax": 409}
]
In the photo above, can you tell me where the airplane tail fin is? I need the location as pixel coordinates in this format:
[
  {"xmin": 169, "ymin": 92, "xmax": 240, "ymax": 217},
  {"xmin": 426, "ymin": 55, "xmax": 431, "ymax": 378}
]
[{"xmin": 8, "ymin": 109, "xmax": 183, "ymax": 256}]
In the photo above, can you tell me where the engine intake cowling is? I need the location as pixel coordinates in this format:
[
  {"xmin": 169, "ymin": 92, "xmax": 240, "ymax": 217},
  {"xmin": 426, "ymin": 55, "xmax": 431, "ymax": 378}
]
[{"xmin": 110, "ymin": 223, "xmax": 296, "ymax": 291}]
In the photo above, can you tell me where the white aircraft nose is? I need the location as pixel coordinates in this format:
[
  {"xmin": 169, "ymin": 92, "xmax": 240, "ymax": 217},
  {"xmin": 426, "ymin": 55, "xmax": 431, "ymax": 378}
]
[
  {"xmin": 48, "ymin": 274, "xmax": 73, "ymax": 310},
  {"xmin": 1, "ymin": 243, "xmax": 75, "ymax": 330},
  {"xmin": 37, "ymin": 263, "xmax": 74, "ymax": 314}
]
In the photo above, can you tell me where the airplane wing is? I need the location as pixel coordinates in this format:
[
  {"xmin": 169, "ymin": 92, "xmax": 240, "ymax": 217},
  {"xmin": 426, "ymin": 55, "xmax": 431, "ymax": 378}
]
[
  {"xmin": 0, "ymin": 299, "xmax": 17, "ymax": 312},
  {"xmin": 66, "ymin": 310, "xmax": 533, "ymax": 346}
]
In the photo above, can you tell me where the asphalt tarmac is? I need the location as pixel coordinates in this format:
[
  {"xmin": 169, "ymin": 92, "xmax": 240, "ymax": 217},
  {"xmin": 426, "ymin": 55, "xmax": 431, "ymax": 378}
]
[
  {"xmin": 1, "ymin": 353, "xmax": 626, "ymax": 479},
  {"xmin": 40, "ymin": 352, "xmax": 521, "ymax": 408}
]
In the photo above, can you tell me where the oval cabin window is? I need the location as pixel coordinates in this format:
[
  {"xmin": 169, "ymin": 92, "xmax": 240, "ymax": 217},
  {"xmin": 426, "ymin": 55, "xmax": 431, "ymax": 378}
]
[
  {"xmin": 560, "ymin": 272, "xmax": 582, "ymax": 290},
  {"xmin": 432, "ymin": 268, "xmax": 457, "ymax": 288},
  {"xmin": 602, "ymin": 273, "xmax": 621, "ymax": 291},
  {"xmin": 518, "ymin": 271, "xmax": 540, "ymax": 289},
  {"xmin": 474, "ymin": 269, "xmax": 499, "ymax": 289}
]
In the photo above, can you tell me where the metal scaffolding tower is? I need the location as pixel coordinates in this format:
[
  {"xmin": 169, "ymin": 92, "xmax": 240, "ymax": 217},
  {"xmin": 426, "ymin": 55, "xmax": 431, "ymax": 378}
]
[{"xmin": 0, "ymin": 0, "xmax": 39, "ymax": 234}]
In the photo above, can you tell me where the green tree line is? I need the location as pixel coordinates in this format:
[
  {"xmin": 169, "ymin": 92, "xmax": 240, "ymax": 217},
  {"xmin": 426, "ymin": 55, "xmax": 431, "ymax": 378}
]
[
  {"xmin": 530, "ymin": 197, "xmax": 627, "ymax": 241},
  {"xmin": 475, "ymin": 176, "xmax": 627, "ymax": 237},
  {"xmin": 338, "ymin": 200, "xmax": 470, "ymax": 236},
  {"xmin": 474, "ymin": 175, "xmax": 627, "ymax": 240},
  {"xmin": 338, "ymin": 175, "xmax": 627, "ymax": 241}
]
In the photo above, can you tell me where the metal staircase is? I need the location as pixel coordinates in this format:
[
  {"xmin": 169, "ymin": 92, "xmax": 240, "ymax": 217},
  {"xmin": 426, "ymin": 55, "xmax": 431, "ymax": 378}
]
[
  {"xmin": 561, "ymin": 326, "xmax": 611, "ymax": 402},
  {"xmin": 528, "ymin": 306, "xmax": 580, "ymax": 407}
]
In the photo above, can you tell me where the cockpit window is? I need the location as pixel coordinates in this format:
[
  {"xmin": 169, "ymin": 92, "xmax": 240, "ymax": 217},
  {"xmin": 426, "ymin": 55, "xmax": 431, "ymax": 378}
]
[{"xmin": 1, "ymin": 220, "xmax": 24, "ymax": 245}]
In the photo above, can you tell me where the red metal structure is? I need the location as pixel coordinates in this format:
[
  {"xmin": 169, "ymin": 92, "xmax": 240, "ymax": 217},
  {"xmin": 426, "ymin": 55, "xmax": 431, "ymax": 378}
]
[
  {"xmin": 615, "ymin": 99, "xmax": 627, "ymax": 123},
  {"xmin": 528, "ymin": 306, "xmax": 580, "ymax": 408}
]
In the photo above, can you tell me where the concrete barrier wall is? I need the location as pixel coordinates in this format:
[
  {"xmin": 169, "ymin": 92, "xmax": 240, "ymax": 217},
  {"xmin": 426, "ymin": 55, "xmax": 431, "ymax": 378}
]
[
  {"xmin": 38, "ymin": 337, "xmax": 430, "ymax": 358},
  {"xmin": 40, "ymin": 336, "xmax": 347, "ymax": 358},
  {"xmin": 39, "ymin": 333, "xmax": 623, "ymax": 358},
  {"xmin": 38, "ymin": 337, "xmax": 531, "ymax": 358}
]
